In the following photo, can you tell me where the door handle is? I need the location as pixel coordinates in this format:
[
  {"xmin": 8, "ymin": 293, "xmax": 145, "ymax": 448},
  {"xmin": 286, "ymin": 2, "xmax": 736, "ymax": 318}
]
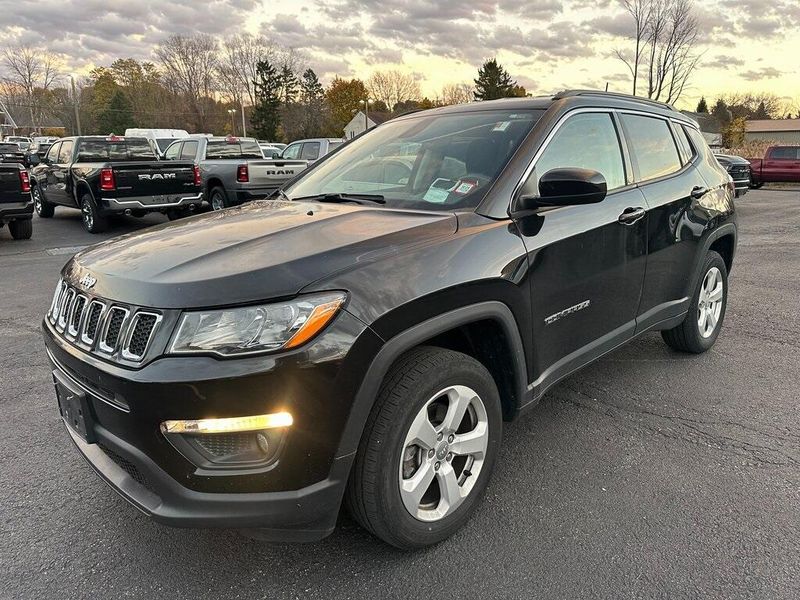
[
  {"xmin": 690, "ymin": 186, "xmax": 708, "ymax": 199},
  {"xmin": 618, "ymin": 206, "xmax": 646, "ymax": 225}
]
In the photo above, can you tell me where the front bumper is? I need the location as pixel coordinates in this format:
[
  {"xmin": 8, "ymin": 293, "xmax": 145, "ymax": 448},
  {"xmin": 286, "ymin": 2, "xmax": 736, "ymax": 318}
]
[
  {"xmin": 43, "ymin": 309, "xmax": 383, "ymax": 538},
  {"xmin": 0, "ymin": 199, "xmax": 33, "ymax": 223},
  {"xmin": 101, "ymin": 193, "xmax": 204, "ymax": 212}
]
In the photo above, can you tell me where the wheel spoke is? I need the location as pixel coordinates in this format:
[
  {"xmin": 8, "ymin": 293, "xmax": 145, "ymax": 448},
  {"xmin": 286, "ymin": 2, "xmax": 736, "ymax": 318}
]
[
  {"xmin": 699, "ymin": 309, "xmax": 708, "ymax": 332},
  {"xmin": 406, "ymin": 409, "xmax": 438, "ymax": 451},
  {"xmin": 706, "ymin": 308, "xmax": 717, "ymax": 332},
  {"xmin": 707, "ymin": 282, "xmax": 723, "ymax": 303},
  {"xmin": 449, "ymin": 422, "xmax": 488, "ymax": 458},
  {"xmin": 400, "ymin": 460, "xmax": 435, "ymax": 513},
  {"xmin": 441, "ymin": 386, "xmax": 475, "ymax": 432},
  {"xmin": 436, "ymin": 464, "xmax": 464, "ymax": 513}
]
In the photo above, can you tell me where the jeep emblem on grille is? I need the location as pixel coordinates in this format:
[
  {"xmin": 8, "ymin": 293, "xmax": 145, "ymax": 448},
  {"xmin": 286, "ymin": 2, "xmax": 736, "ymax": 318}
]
[{"xmin": 79, "ymin": 274, "xmax": 97, "ymax": 289}]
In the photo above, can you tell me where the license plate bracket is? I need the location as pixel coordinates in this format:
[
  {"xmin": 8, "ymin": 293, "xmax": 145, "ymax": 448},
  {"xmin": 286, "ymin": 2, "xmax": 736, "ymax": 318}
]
[{"xmin": 53, "ymin": 370, "xmax": 96, "ymax": 443}]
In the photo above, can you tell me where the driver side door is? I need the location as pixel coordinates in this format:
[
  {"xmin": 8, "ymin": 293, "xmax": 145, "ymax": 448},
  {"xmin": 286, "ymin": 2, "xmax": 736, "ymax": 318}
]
[{"xmin": 514, "ymin": 110, "xmax": 649, "ymax": 391}]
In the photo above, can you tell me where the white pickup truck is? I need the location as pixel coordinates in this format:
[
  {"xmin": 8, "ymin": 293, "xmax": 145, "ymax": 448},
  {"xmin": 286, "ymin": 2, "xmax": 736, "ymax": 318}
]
[{"xmin": 163, "ymin": 136, "xmax": 309, "ymax": 211}]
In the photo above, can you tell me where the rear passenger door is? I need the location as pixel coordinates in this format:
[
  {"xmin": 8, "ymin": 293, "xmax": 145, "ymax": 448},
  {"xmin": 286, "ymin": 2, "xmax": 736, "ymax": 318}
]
[
  {"xmin": 618, "ymin": 113, "xmax": 712, "ymax": 330},
  {"xmin": 180, "ymin": 140, "xmax": 199, "ymax": 162},
  {"xmin": 50, "ymin": 140, "xmax": 74, "ymax": 206},
  {"xmin": 300, "ymin": 142, "xmax": 321, "ymax": 162}
]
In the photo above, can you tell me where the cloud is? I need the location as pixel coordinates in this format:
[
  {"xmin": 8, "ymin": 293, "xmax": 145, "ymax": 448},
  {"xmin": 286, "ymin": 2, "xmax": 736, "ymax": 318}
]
[{"xmin": 741, "ymin": 67, "xmax": 784, "ymax": 81}]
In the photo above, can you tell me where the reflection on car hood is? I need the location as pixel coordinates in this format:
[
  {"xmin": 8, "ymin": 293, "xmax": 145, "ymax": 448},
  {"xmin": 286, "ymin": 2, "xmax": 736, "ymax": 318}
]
[{"xmin": 64, "ymin": 200, "xmax": 457, "ymax": 308}]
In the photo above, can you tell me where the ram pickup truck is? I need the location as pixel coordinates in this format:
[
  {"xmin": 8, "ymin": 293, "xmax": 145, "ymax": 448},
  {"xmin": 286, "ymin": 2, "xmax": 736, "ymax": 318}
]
[
  {"xmin": 163, "ymin": 136, "xmax": 308, "ymax": 211},
  {"xmin": 0, "ymin": 163, "xmax": 33, "ymax": 240},
  {"xmin": 29, "ymin": 136, "xmax": 203, "ymax": 233},
  {"xmin": 714, "ymin": 153, "xmax": 750, "ymax": 197},
  {"xmin": 280, "ymin": 138, "xmax": 343, "ymax": 164},
  {"xmin": 42, "ymin": 91, "xmax": 736, "ymax": 549},
  {"xmin": 0, "ymin": 142, "xmax": 30, "ymax": 167},
  {"xmin": 748, "ymin": 145, "xmax": 800, "ymax": 187}
]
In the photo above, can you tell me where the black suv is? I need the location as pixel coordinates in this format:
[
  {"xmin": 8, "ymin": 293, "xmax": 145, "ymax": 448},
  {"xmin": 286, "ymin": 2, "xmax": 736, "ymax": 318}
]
[{"xmin": 42, "ymin": 91, "xmax": 736, "ymax": 549}]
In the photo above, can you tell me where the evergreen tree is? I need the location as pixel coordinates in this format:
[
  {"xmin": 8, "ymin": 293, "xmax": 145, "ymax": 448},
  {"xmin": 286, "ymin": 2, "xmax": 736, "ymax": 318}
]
[
  {"xmin": 297, "ymin": 68, "xmax": 326, "ymax": 137},
  {"xmin": 710, "ymin": 98, "xmax": 731, "ymax": 126},
  {"xmin": 696, "ymin": 97, "xmax": 708, "ymax": 113},
  {"xmin": 473, "ymin": 59, "xmax": 516, "ymax": 101},
  {"xmin": 299, "ymin": 68, "xmax": 324, "ymax": 105},
  {"xmin": 96, "ymin": 90, "xmax": 135, "ymax": 134},
  {"xmin": 251, "ymin": 60, "xmax": 282, "ymax": 140},
  {"xmin": 753, "ymin": 101, "xmax": 769, "ymax": 120},
  {"xmin": 279, "ymin": 65, "xmax": 299, "ymax": 105}
]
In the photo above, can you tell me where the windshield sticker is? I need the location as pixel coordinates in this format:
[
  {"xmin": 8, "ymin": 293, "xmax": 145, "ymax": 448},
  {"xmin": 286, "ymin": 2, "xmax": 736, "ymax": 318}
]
[
  {"xmin": 423, "ymin": 178, "xmax": 456, "ymax": 203},
  {"xmin": 453, "ymin": 178, "xmax": 478, "ymax": 195},
  {"xmin": 492, "ymin": 121, "xmax": 511, "ymax": 132}
]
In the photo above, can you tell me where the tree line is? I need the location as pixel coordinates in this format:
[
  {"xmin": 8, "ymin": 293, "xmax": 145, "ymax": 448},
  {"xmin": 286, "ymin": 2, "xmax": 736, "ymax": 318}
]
[
  {"xmin": 0, "ymin": 33, "xmax": 531, "ymax": 141},
  {"xmin": 694, "ymin": 93, "xmax": 797, "ymax": 148}
]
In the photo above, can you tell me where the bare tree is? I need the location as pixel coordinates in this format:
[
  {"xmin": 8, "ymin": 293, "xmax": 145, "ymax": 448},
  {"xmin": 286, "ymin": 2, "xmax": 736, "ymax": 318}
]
[
  {"xmin": 439, "ymin": 83, "xmax": 473, "ymax": 106},
  {"xmin": 1, "ymin": 44, "xmax": 60, "ymax": 131},
  {"xmin": 156, "ymin": 34, "xmax": 219, "ymax": 131},
  {"xmin": 367, "ymin": 70, "xmax": 421, "ymax": 111},
  {"xmin": 616, "ymin": 0, "xmax": 700, "ymax": 104}
]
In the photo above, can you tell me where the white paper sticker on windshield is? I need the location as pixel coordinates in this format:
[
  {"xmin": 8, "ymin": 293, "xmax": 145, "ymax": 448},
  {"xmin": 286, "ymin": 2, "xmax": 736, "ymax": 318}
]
[
  {"xmin": 424, "ymin": 178, "xmax": 455, "ymax": 203},
  {"xmin": 493, "ymin": 121, "xmax": 511, "ymax": 131}
]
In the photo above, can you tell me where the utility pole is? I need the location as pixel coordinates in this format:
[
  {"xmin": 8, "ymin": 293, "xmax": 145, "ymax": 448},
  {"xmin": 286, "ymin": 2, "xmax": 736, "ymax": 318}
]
[
  {"xmin": 228, "ymin": 108, "xmax": 237, "ymax": 136},
  {"xmin": 241, "ymin": 103, "xmax": 247, "ymax": 137},
  {"xmin": 361, "ymin": 98, "xmax": 370, "ymax": 134},
  {"xmin": 70, "ymin": 75, "xmax": 82, "ymax": 136}
]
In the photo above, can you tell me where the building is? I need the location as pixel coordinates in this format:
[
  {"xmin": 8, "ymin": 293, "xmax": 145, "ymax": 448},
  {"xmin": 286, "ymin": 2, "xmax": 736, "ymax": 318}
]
[
  {"xmin": 344, "ymin": 110, "xmax": 392, "ymax": 139},
  {"xmin": 0, "ymin": 99, "xmax": 18, "ymax": 137},
  {"xmin": 745, "ymin": 119, "xmax": 800, "ymax": 144},
  {"xmin": 0, "ymin": 100, "xmax": 66, "ymax": 137},
  {"xmin": 681, "ymin": 111, "xmax": 722, "ymax": 148}
]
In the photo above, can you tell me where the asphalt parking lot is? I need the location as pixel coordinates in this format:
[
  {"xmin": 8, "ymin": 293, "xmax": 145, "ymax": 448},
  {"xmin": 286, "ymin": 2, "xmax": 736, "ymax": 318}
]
[{"xmin": 1, "ymin": 190, "xmax": 798, "ymax": 599}]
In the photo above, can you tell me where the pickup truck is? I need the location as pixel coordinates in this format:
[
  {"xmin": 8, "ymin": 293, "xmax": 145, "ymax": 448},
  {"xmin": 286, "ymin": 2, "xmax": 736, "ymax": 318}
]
[
  {"xmin": 29, "ymin": 136, "xmax": 203, "ymax": 233},
  {"xmin": 280, "ymin": 138, "xmax": 343, "ymax": 164},
  {"xmin": 714, "ymin": 153, "xmax": 750, "ymax": 197},
  {"xmin": 0, "ymin": 163, "xmax": 33, "ymax": 240},
  {"xmin": 0, "ymin": 142, "xmax": 30, "ymax": 167},
  {"xmin": 163, "ymin": 136, "xmax": 308, "ymax": 211},
  {"xmin": 748, "ymin": 145, "xmax": 800, "ymax": 187},
  {"xmin": 43, "ymin": 91, "xmax": 737, "ymax": 549}
]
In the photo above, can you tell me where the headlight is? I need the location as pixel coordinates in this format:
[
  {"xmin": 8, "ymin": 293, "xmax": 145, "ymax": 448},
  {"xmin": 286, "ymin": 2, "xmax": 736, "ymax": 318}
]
[{"xmin": 168, "ymin": 292, "xmax": 346, "ymax": 356}]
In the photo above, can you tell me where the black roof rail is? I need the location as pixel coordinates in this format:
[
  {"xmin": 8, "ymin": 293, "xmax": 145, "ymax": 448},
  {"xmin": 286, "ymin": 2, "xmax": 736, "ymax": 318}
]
[{"xmin": 553, "ymin": 89, "xmax": 678, "ymax": 112}]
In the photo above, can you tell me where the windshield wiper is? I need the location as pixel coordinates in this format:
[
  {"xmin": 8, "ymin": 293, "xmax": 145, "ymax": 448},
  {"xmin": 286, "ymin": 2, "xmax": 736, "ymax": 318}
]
[{"xmin": 292, "ymin": 192, "xmax": 386, "ymax": 205}]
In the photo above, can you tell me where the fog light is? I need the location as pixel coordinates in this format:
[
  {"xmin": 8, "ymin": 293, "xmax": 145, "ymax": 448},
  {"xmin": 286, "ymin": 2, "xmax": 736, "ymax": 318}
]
[
  {"xmin": 256, "ymin": 432, "xmax": 270, "ymax": 454},
  {"xmin": 160, "ymin": 412, "xmax": 293, "ymax": 435}
]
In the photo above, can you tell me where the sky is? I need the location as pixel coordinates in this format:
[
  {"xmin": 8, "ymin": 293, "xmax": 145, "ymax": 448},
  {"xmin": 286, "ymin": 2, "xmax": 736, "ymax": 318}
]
[{"xmin": 0, "ymin": 0, "xmax": 798, "ymax": 110}]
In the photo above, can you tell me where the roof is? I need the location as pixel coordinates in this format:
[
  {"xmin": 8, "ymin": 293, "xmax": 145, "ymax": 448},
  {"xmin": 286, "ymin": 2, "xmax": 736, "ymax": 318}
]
[
  {"xmin": 368, "ymin": 111, "xmax": 393, "ymax": 125},
  {"xmin": 746, "ymin": 119, "xmax": 800, "ymax": 133}
]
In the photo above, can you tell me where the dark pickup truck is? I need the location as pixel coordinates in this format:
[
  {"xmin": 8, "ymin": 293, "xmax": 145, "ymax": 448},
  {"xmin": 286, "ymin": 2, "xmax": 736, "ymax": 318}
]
[
  {"xmin": 748, "ymin": 145, "xmax": 800, "ymax": 187},
  {"xmin": 0, "ymin": 142, "xmax": 31, "ymax": 168},
  {"xmin": 43, "ymin": 91, "xmax": 736, "ymax": 549},
  {"xmin": 29, "ymin": 136, "xmax": 203, "ymax": 233},
  {"xmin": 0, "ymin": 163, "xmax": 33, "ymax": 240}
]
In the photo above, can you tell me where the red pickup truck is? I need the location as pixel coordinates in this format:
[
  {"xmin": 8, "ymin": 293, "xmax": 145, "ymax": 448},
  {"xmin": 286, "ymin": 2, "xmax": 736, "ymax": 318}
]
[{"xmin": 748, "ymin": 145, "xmax": 800, "ymax": 187}]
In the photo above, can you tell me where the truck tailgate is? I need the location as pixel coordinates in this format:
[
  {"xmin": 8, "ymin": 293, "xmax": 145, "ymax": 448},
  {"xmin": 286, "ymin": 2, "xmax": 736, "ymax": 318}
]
[
  {"xmin": 112, "ymin": 161, "xmax": 198, "ymax": 197},
  {"xmin": 0, "ymin": 167, "xmax": 24, "ymax": 204},
  {"xmin": 247, "ymin": 159, "xmax": 308, "ymax": 187}
]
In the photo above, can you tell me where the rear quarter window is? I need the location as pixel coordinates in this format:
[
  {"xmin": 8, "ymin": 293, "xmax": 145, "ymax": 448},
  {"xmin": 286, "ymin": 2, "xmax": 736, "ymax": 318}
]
[
  {"xmin": 620, "ymin": 114, "xmax": 682, "ymax": 181},
  {"xmin": 206, "ymin": 140, "xmax": 263, "ymax": 159}
]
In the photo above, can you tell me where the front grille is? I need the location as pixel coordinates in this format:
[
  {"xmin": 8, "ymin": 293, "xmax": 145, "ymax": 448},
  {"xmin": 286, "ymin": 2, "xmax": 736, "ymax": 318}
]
[{"xmin": 47, "ymin": 279, "xmax": 161, "ymax": 364}]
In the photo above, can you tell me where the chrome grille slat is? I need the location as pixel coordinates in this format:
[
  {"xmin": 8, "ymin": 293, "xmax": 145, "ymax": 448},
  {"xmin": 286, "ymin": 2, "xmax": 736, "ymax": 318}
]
[{"xmin": 47, "ymin": 279, "xmax": 160, "ymax": 363}]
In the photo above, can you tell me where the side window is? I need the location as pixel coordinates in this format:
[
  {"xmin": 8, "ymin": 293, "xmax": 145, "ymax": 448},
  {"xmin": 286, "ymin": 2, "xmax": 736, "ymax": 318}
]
[
  {"xmin": 770, "ymin": 147, "xmax": 798, "ymax": 160},
  {"xmin": 57, "ymin": 141, "xmax": 74, "ymax": 164},
  {"xmin": 180, "ymin": 141, "xmax": 198, "ymax": 160},
  {"xmin": 673, "ymin": 124, "xmax": 696, "ymax": 164},
  {"xmin": 45, "ymin": 142, "xmax": 61, "ymax": 163},
  {"xmin": 164, "ymin": 142, "xmax": 181, "ymax": 160},
  {"xmin": 282, "ymin": 143, "xmax": 301, "ymax": 159},
  {"xmin": 620, "ymin": 114, "xmax": 682, "ymax": 181},
  {"xmin": 301, "ymin": 142, "xmax": 321, "ymax": 160},
  {"xmin": 533, "ymin": 112, "xmax": 626, "ymax": 191}
]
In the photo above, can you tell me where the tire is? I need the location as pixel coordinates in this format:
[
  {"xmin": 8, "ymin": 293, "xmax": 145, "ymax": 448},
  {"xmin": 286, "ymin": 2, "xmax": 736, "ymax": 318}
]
[
  {"xmin": 8, "ymin": 218, "xmax": 32, "ymax": 240},
  {"xmin": 209, "ymin": 186, "xmax": 229, "ymax": 211},
  {"xmin": 80, "ymin": 193, "xmax": 108, "ymax": 234},
  {"xmin": 662, "ymin": 250, "xmax": 728, "ymax": 353},
  {"xmin": 32, "ymin": 185, "xmax": 55, "ymax": 218},
  {"xmin": 750, "ymin": 180, "xmax": 763, "ymax": 189},
  {"xmin": 346, "ymin": 346, "xmax": 502, "ymax": 549},
  {"xmin": 166, "ymin": 207, "xmax": 191, "ymax": 221}
]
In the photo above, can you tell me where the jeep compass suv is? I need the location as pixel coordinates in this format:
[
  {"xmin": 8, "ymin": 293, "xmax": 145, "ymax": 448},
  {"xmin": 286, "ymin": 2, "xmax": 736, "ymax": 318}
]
[{"xmin": 43, "ymin": 91, "xmax": 736, "ymax": 549}]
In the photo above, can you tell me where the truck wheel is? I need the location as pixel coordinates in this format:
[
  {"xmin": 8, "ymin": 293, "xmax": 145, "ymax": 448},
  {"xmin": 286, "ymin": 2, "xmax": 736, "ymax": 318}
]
[
  {"xmin": 662, "ymin": 251, "xmax": 728, "ymax": 354},
  {"xmin": 209, "ymin": 186, "xmax": 229, "ymax": 211},
  {"xmin": 750, "ymin": 181, "xmax": 763, "ymax": 189},
  {"xmin": 346, "ymin": 346, "xmax": 502, "ymax": 549},
  {"xmin": 33, "ymin": 186, "xmax": 55, "ymax": 218},
  {"xmin": 8, "ymin": 218, "xmax": 32, "ymax": 240},
  {"xmin": 80, "ymin": 194, "xmax": 108, "ymax": 234}
]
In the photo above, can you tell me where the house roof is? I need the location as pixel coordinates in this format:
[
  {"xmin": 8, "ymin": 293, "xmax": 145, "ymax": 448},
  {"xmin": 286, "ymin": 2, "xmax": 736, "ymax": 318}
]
[
  {"xmin": 746, "ymin": 119, "xmax": 800, "ymax": 133},
  {"xmin": 368, "ymin": 111, "xmax": 393, "ymax": 125}
]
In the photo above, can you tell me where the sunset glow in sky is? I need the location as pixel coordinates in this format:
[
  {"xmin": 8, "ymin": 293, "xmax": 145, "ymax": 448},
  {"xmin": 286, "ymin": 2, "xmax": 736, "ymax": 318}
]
[{"xmin": 1, "ymin": 0, "xmax": 798, "ymax": 109}]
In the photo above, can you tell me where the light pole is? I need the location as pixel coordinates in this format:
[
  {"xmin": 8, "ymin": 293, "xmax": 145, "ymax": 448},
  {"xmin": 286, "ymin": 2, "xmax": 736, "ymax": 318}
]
[
  {"xmin": 360, "ymin": 98, "xmax": 370, "ymax": 134},
  {"xmin": 227, "ymin": 108, "xmax": 237, "ymax": 136},
  {"xmin": 240, "ymin": 103, "xmax": 247, "ymax": 137},
  {"xmin": 70, "ymin": 75, "xmax": 82, "ymax": 136}
]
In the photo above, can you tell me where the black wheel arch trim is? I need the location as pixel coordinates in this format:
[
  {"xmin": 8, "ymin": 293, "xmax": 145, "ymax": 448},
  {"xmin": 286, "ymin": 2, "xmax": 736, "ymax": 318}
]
[
  {"xmin": 334, "ymin": 301, "xmax": 530, "ymax": 460},
  {"xmin": 689, "ymin": 222, "xmax": 737, "ymax": 289}
]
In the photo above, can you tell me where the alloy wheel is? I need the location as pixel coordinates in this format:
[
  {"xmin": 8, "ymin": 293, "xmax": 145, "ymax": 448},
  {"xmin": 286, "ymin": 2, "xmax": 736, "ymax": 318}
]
[
  {"xmin": 82, "ymin": 201, "xmax": 93, "ymax": 230},
  {"xmin": 211, "ymin": 192, "xmax": 224, "ymax": 211},
  {"xmin": 33, "ymin": 188, "xmax": 42, "ymax": 213},
  {"xmin": 398, "ymin": 385, "xmax": 489, "ymax": 522},
  {"xmin": 697, "ymin": 266, "xmax": 724, "ymax": 338}
]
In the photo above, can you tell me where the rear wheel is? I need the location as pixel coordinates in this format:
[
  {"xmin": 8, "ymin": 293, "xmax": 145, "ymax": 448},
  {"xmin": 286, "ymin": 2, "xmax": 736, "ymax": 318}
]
[
  {"xmin": 209, "ymin": 186, "xmax": 229, "ymax": 211},
  {"xmin": 8, "ymin": 218, "xmax": 32, "ymax": 240},
  {"xmin": 662, "ymin": 251, "xmax": 728, "ymax": 353},
  {"xmin": 80, "ymin": 193, "xmax": 108, "ymax": 234},
  {"xmin": 33, "ymin": 186, "xmax": 55, "ymax": 218},
  {"xmin": 346, "ymin": 346, "xmax": 502, "ymax": 549}
]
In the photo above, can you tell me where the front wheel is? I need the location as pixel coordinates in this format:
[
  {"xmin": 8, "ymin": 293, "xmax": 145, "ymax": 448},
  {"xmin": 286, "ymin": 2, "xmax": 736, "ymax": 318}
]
[
  {"xmin": 33, "ymin": 186, "xmax": 55, "ymax": 218},
  {"xmin": 8, "ymin": 219, "xmax": 32, "ymax": 240},
  {"xmin": 346, "ymin": 346, "xmax": 502, "ymax": 549},
  {"xmin": 80, "ymin": 194, "xmax": 108, "ymax": 234},
  {"xmin": 662, "ymin": 250, "xmax": 728, "ymax": 353}
]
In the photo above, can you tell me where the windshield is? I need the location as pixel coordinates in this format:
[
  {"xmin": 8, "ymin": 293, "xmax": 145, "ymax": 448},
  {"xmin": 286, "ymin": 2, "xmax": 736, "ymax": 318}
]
[
  {"xmin": 76, "ymin": 138, "xmax": 156, "ymax": 161},
  {"xmin": 286, "ymin": 109, "xmax": 543, "ymax": 211},
  {"xmin": 0, "ymin": 144, "xmax": 21, "ymax": 153}
]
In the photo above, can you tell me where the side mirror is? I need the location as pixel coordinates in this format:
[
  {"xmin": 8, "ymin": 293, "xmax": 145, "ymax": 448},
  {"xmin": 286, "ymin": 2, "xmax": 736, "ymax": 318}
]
[
  {"xmin": 513, "ymin": 168, "xmax": 607, "ymax": 214},
  {"xmin": 28, "ymin": 153, "xmax": 40, "ymax": 166}
]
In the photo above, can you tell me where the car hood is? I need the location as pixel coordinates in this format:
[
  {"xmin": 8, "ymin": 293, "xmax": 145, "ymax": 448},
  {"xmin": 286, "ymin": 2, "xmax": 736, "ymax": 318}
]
[{"xmin": 63, "ymin": 200, "xmax": 458, "ymax": 308}]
